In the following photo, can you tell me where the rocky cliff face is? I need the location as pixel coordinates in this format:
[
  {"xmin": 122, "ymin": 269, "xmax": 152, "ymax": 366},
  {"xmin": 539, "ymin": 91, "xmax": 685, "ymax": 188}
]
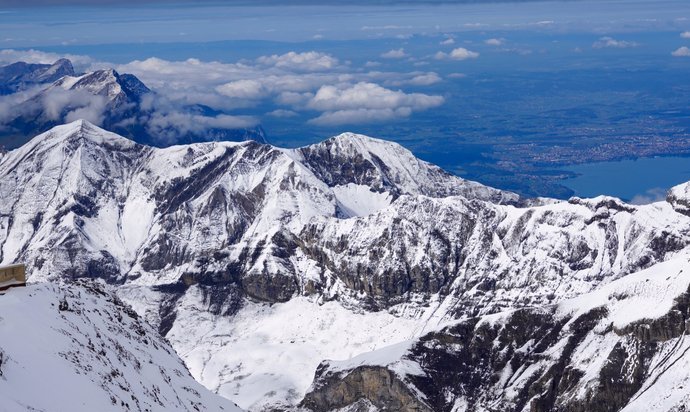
[
  {"xmin": 2, "ymin": 121, "xmax": 690, "ymax": 410},
  {"xmin": 302, "ymin": 257, "xmax": 690, "ymax": 412}
]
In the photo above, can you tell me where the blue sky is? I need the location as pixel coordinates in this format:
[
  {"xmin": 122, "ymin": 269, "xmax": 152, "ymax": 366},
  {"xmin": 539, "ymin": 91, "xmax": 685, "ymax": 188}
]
[{"xmin": 2, "ymin": 0, "xmax": 690, "ymax": 46}]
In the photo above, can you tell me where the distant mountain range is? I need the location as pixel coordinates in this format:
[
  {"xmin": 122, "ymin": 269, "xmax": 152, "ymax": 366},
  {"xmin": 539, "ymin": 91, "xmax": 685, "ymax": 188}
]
[
  {"xmin": 2, "ymin": 120, "xmax": 690, "ymax": 411},
  {"xmin": 0, "ymin": 59, "xmax": 266, "ymax": 149},
  {"xmin": 0, "ymin": 58, "xmax": 75, "ymax": 94}
]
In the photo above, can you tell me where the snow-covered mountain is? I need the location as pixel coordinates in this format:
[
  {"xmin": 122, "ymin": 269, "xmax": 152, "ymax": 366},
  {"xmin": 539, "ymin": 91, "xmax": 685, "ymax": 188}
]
[
  {"xmin": 0, "ymin": 58, "xmax": 75, "ymax": 95},
  {"xmin": 0, "ymin": 59, "xmax": 266, "ymax": 149},
  {"xmin": 0, "ymin": 280, "xmax": 242, "ymax": 412},
  {"xmin": 1, "ymin": 120, "xmax": 690, "ymax": 410}
]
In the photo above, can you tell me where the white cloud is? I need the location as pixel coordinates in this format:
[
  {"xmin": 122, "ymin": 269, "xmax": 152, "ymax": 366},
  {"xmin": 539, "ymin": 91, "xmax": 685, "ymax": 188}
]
[
  {"xmin": 266, "ymin": 109, "xmax": 298, "ymax": 118},
  {"xmin": 435, "ymin": 48, "xmax": 480, "ymax": 60},
  {"xmin": 380, "ymin": 48, "xmax": 407, "ymax": 59},
  {"xmin": 484, "ymin": 38, "xmax": 504, "ymax": 46},
  {"xmin": 406, "ymin": 72, "xmax": 442, "ymax": 86},
  {"xmin": 41, "ymin": 88, "xmax": 108, "ymax": 125},
  {"xmin": 146, "ymin": 112, "xmax": 258, "ymax": 141},
  {"xmin": 629, "ymin": 188, "xmax": 667, "ymax": 205},
  {"xmin": 681, "ymin": 31, "xmax": 690, "ymax": 39},
  {"xmin": 449, "ymin": 48, "xmax": 480, "ymax": 60},
  {"xmin": 592, "ymin": 36, "xmax": 638, "ymax": 49},
  {"xmin": 305, "ymin": 82, "xmax": 443, "ymax": 125},
  {"xmin": 64, "ymin": 100, "xmax": 108, "ymax": 125},
  {"xmin": 440, "ymin": 38, "xmax": 455, "ymax": 45},
  {"xmin": 256, "ymin": 51, "xmax": 339, "ymax": 71},
  {"xmin": 364, "ymin": 61, "xmax": 381, "ymax": 68},
  {"xmin": 1, "ymin": 49, "xmax": 452, "ymax": 133},
  {"xmin": 216, "ymin": 79, "xmax": 266, "ymax": 100},
  {"xmin": 117, "ymin": 56, "xmax": 346, "ymax": 111},
  {"xmin": 275, "ymin": 91, "xmax": 314, "ymax": 106},
  {"xmin": 0, "ymin": 85, "xmax": 109, "ymax": 130},
  {"xmin": 672, "ymin": 46, "xmax": 690, "ymax": 57},
  {"xmin": 308, "ymin": 82, "xmax": 442, "ymax": 111},
  {"xmin": 308, "ymin": 108, "xmax": 412, "ymax": 126},
  {"xmin": 447, "ymin": 73, "xmax": 467, "ymax": 79}
]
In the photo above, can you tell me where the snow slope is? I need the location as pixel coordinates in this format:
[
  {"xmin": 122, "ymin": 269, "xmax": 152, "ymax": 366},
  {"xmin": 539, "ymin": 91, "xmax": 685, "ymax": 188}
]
[{"xmin": 0, "ymin": 281, "xmax": 243, "ymax": 412}]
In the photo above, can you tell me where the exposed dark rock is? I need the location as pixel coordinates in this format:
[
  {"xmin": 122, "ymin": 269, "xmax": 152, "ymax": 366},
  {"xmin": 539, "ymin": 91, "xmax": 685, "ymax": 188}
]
[
  {"xmin": 301, "ymin": 366, "xmax": 433, "ymax": 412},
  {"xmin": 302, "ymin": 284, "xmax": 690, "ymax": 412}
]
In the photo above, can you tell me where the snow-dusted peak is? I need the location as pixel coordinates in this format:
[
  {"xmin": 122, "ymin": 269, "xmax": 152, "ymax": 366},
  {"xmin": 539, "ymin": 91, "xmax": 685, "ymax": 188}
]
[
  {"xmin": 10, "ymin": 119, "xmax": 137, "ymax": 157},
  {"xmin": 71, "ymin": 69, "xmax": 122, "ymax": 98},
  {"xmin": 297, "ymin": 132, "xmax": 520, "ymax": 204},
  {"xmin": 668, "ymin": 181, "xmax": 690, "ymax": 216},
  {"xmin": 51, "ymin": 68, "xmax": 149, "ymax": 103},
  {"xmin": 36, "ymin": 58, "xmax": 75, "ymax": 82}
]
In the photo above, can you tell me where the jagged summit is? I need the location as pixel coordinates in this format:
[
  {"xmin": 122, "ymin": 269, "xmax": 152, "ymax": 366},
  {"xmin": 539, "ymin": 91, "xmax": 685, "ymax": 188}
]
[
  {"xmin": 53, "ymin": 68, "xmax": 151, "ymax": 103},
  {"xmin": 35, "ymin": 58, "xmax": 74, "ymax": 81}
]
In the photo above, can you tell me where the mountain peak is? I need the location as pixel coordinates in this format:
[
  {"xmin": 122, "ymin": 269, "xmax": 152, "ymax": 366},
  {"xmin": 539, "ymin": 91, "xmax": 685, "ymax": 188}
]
[
  {"xmin": 0, "ymin": 58, "xmax": 75, "ymax": 94},
  {"xmin": 21, "ymin": 119, "xmax": 138, "ymax": 152},
  {"xmin": 37, "ymin": 58, "xmax": 75, "ymax": 81}
]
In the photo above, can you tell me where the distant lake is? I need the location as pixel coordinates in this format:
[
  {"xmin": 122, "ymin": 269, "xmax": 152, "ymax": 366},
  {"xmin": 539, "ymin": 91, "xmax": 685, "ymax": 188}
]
[{"xmin": 562, "ymin": 156, "xmax": 690, "ymax": 203}]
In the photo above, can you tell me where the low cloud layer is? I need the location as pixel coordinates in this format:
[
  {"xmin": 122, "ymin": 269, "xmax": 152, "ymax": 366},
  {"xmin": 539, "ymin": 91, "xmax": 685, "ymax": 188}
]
[
  {"xmin": 380, "ymin": 48, "xmax": 408, "ymax": 59},
  {"xmin": 629, "ymin": 187, "xmax": 667, "ymax": 205},
  {"xmin": 306, "ymin": 82, "xmax": 443, "ymax": 126},
  {"xmin": 1, "ymin": 48, "xmax": 447, "ymax": 136},
  {"xmin": 435, "ymin": 47, "xmax": 480, "ymax": 60},
  {"xmin": 256, "ymin": 51, "xmax": 339, "ymax": 71},
  {"xmin": 0, "ymin": 86, "xmax": 108, "ymax": 127},
  {"xmin": 484, "ymin": 38, "xmax": 505, "ymax": 46},
  {"xmin": 592, "ymin": 36, "xmax": 638, "ymax": 49},
  {"xmin": 115, "ymin": 51, "xmax": 444, "ymax": 126},
  {"xmin": 671, "ymin": 46, "xmax": 690, "ymax": 57}
]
